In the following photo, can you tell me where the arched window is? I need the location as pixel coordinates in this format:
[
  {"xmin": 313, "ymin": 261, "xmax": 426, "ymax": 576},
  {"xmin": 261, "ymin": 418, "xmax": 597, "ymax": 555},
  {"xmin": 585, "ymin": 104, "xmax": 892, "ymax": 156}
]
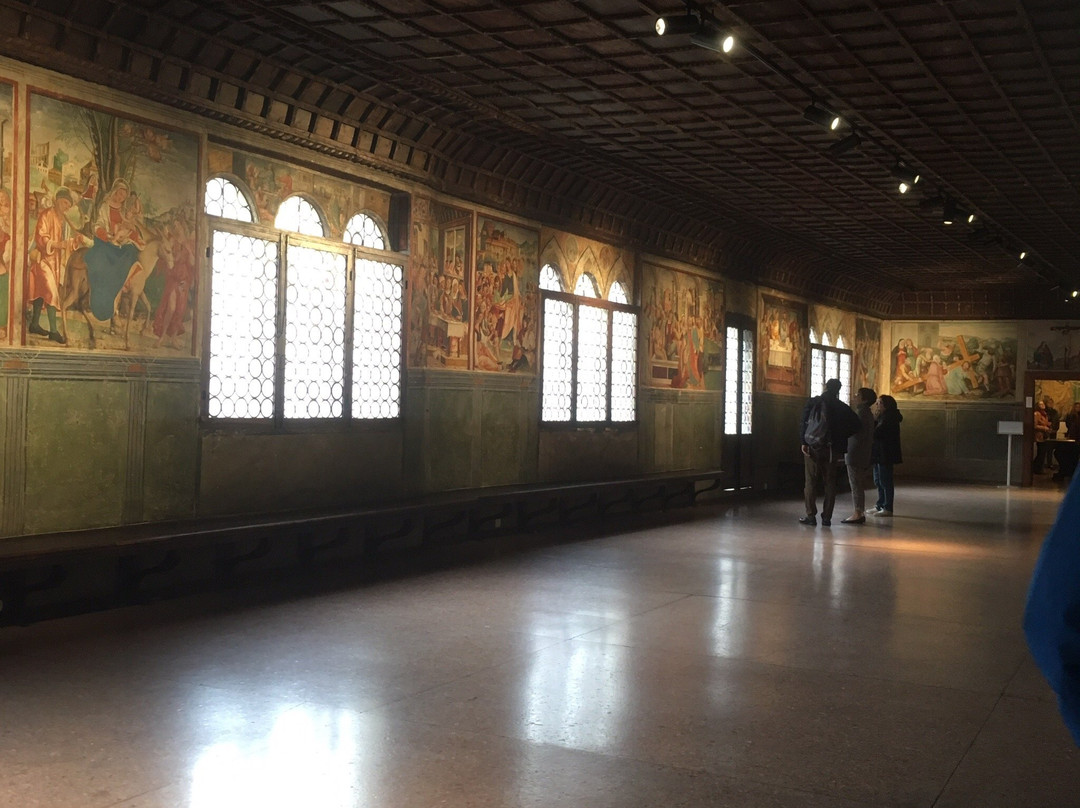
[
  {"xmin": 821, "ymin": 331, "xmax": 832, "ymax": 347},
  {"xmin": 344, "ymin": 213, "xmax": 387, "ymax": 250},
  {"xmin": 575, "ymin": 273, "xmax": 599, "ymax": 298},
  {"xmin": 809, "ymin": 329, "xmax": 852, "ymax": 398},
  {"xmin": 204, "ymin": 176, "xmax": 255, "ymax": 222},
  {"xmin": 836, "ymin": 335, "xmax": 847, "ymax": 350},
  {"xmin": 607, "ymin": 281, "xmax": 629, "ymax": 305},
  {"xmin": 540, "ymin": 265, "xmax": 637, "ymax": 424},
  {"xmin": 539, "ymin": 264, "xmax": 563, "ymax": 292},
  {"xmin": 809, "ymin": 328, "xmax": 819, "ymax": 344},
  {"xmin": 275, "ymin": 195, "xmax": 326, "ymax": 237}
]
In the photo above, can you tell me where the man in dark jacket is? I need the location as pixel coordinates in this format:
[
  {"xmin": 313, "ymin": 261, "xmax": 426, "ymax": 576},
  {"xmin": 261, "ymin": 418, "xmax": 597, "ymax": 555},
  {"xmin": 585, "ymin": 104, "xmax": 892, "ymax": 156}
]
[{"xmin": 799, "ymin": 378, "xmax": 861, "ymax": 526}]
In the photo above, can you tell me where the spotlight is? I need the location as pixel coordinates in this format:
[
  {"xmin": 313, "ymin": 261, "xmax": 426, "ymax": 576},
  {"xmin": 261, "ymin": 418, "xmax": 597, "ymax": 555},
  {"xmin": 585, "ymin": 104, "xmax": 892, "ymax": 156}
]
[
  {"xmin": 967, "ymin": 213, "xmax": 976, "ymax": 224},
  {"xmin": 942, "ymin": 198, "xmax": 957, "ymax": 225},
  {"xmin": 1019, "ymin": 250, "xmax": 1027, "ymax": 260},
  {"xmin": 898, "ymin": 182, "xmax": 910, "ymax": 194},
  {"xmin": 690, "ymin": 25, "xmax": 736, "ymax": 54},
  {"xmin": 827, "ymin": 130, "xmax": 861, "ymax": 156},
  {"xmin": 1073, "ymin": 290, "xmax": 1079, "ymax": 299},
  {"xmin": 890, "ymin": 160, "xmax": 920, "ymax": 185},
  {"xmin": 804, "ymin": 103, "xmax": 841, "ymax": 131},
  {"xmin": 655, "ymin": 13, "xmax": 701, "ymax": 36}
]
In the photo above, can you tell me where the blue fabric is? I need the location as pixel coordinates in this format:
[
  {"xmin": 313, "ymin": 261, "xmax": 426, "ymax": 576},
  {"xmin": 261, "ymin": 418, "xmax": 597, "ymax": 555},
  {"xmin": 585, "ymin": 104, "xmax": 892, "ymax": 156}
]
[
  {"xmin": 83, "ymin": 238, "xmax": 138, "ymax": 321},
  {"xmin": 872, "ymin": 463, "xmax": 894, "ymax": 511},
  {"xmin": 1024, "ymin": 471, "xmax": 1080, "ymax": 746}
]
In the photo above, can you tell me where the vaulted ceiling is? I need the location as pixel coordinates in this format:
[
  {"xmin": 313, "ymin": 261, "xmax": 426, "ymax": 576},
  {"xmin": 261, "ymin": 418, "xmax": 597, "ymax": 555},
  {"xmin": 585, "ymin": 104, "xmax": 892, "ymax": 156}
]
[{"xmin": 1, "ymin": 0, "xmax": 1077, "ymax": 317}]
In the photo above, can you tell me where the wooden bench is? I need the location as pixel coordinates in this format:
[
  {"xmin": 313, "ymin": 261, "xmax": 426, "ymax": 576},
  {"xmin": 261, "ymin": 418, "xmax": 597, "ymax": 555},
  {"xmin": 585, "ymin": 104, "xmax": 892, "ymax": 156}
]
[{"xmin": 0, "ymin": 468, "xmax": 728, "ymax": 625}]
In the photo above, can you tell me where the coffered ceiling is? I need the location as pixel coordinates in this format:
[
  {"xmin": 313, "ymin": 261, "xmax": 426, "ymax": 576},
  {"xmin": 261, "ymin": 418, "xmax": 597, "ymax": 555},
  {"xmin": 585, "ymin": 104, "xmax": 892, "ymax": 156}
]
[{"xmin": 1, "ymin": 0, "xmax": 1077, "ymax": 317}]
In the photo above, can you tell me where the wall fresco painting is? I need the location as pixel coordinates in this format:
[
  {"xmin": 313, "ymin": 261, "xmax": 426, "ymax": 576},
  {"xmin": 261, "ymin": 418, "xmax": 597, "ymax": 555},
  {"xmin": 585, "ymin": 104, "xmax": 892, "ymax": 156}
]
[
  {"xmin": 810, "ymin": 304, "xmax": 853, "ymax": 349},
  {"xmin": 889, "ymin": 321, "xmax": 1018, "ymax": 400},
  {"xmin": 406, "ymin": 196, "xmax": 471, "ymax": 368},
  {"xmin": 0, "ymin": 81, "xmax": 13, "ymax": 344},
  {"xmin": 473, "ymin": 216, "xmax": 538, "ymax": 373},
  {"xmin": 758, "ymin": 294, "xmax": 807, "ymax": 395},
  {"xmin": 642, "ymin": 262, "xmax": 724, "ymax": 389},
  {"xmin": 854, "ymin": 317, "xmax": 882, "ymax": 392},
  {"xmin": 25, "ymin": 92, "xmax": 199, "ymax": 354},
  {"xmin": 539, "ymin": 229, "xmax": 632, "ymax": 299},
  {"xmin": 206, "ymin": 145, "xmax": 391, "ymax": 240},
  {"xmin": 1025, "ymin": 322, "xmax": 1080, "ymax": 371}
]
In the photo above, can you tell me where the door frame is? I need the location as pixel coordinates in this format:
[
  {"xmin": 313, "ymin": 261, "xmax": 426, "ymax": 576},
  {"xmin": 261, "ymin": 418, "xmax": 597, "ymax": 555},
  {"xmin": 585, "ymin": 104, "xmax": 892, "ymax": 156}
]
[{"xmin": 1022, "ymin": 370, "xmax": 1080, "ymax": 486}]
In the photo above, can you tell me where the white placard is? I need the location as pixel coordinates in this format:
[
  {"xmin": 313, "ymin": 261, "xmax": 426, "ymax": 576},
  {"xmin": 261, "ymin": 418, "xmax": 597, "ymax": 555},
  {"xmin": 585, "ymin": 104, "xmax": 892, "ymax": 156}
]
[{"xmin": 997, "ymin": 420, "xmax": 1024, "ymax": 435}]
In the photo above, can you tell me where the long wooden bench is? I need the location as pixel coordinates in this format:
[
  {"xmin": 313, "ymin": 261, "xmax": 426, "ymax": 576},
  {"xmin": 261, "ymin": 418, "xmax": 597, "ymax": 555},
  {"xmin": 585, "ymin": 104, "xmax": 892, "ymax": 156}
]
[{"xmin": 0, "ymin": 468, "xmax": 728, "ymax": 625}]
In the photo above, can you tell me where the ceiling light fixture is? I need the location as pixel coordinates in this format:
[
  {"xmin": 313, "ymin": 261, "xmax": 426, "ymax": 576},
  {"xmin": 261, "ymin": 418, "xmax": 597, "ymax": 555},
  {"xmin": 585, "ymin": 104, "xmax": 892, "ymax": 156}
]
[
  {"xmin": 967, "ymin": 213, "xmax": 976, "ymax": 224},
  {"xmin": 1073, "ymin": 290, "xmax": 1079, "ymax": 299},
  {"xmin": 890, "ymin": 160, "xmax": 920, "ymax": 186},
  {"xmin": 655, "ymin": 13, "xmax": 701, "ymax": 36},
  {"xmin": 898, "ymin": 182, "xmax": 910, "ymax": 194},
  {"xmin": 828, "ymin": 130, "xmax": 862, "ymax": 156},
  {"xmin": 942, "ymin": 198, "xmax": 957, "ymax": 225},
  {"xmin": 690, "ymin": 25, "xmax": 736, "ymax": 54},
  {"xmin": 1019, "ymin": 250, "xmax": 1027, "ymax": 260},
  {"xmin": 804, "ymin": 103, "xmax": 841, "ymax": 131}
]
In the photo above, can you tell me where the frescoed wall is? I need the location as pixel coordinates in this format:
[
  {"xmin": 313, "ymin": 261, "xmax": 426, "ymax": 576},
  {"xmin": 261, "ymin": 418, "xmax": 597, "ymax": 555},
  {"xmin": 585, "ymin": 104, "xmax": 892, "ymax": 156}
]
[
  {"xmin": 642, "ymin": 261, "xmax": 724, "ymax": 389},
  {"xmin": 407, "ymin": 196, "xmax": 471, "ymax": 369},
  {"xmin": 810, "ymin": 304, "xmax": 853, "ymax": 349},
  {"xmin": 539, "ymin": 229, "xmax": 632, "ymax": 299},
  {"xmin": 473, "ymin": 216, "xmax": 538, "ymax": 373},
  {"xmin": 0, "ymin": 81, "xmax": 13, "ymax": 345},
  {"xmin": 854, "ymin": 317, "xmax": 882, "ymax": 392},
  {"xmin": 1024, "ymin": 322, "xmax": 1080, "ymax": 371},
  {"xmin": 888, "ymin": 321, "xmax": 1018, "ymax": 400},
  {"xmin": 758, "ymin": 293, "xmax": 807, "ymax": 396},
  {"xmin": 25, "ymin": 92, "xmax": 199, "ymax": 355}
]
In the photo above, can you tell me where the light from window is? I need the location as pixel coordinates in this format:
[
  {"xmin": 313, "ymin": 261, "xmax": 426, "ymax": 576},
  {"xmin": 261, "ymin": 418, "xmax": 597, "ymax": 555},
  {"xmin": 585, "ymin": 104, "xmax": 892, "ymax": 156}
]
[
  {"xmin": 283, "ymin": 245, "xmax": 347, "ymax": 418},
  {"xmin": 836, "ymin": 335, "xmax": 846, "ymax": 350},
  {"xmin": 611, "ymin": 310, "xmax": 636, "ymax": 421},
  {"xmin": 741, "ymin": 328, "xmax": 753, "ymax": 434},
  {"xmin": 208, "ymin": 231, "xmax": 278, "ymax": 418},
  {"xmin": 725, "ymin": 327, "xmax": 739, "ymax": 435},
  {"xmin": 541, "ymin": 298, "xmax": 574, "ymax": 421},
  {"xmin": 821, "ymin": 331, "xmax": 832, "ymax": 347},
  {"xmin": 205, "ymin": 177, "xmax": 254, "ymax": 222},
  {"xmin": 576, "ymin": 304, "xmax": 609, "ymax": 420},
  {"xmin": 353, "ymin": 258, "xmax": 403, "ymax": 419},
  {"xmin": 574, "ymin": 273, "xmax": 599, "ymax": 298},
  {"xmin": 344, "ymin": 213, "xmax": 386, "ymax": 250},
  {"xmin": 276, "ymin": 196, "xmax": 326, "ymax": 237},
  {"xmin": 608, "ymin": 281, "xmax": 629, "ymax": 304},
  {"xmin": 539, "ymin": 264, "xmax": 563, "ymax": 292},
  {"xmin": 809, "ymin": 327, "xmax": 819, "ymax": 344}
]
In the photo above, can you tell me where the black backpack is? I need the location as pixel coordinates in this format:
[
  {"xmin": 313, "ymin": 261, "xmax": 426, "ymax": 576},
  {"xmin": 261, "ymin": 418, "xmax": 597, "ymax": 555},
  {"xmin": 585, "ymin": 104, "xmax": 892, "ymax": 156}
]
[{"xmin": 803, "ymin": 398, "xmax": 830, "ymax": 449}]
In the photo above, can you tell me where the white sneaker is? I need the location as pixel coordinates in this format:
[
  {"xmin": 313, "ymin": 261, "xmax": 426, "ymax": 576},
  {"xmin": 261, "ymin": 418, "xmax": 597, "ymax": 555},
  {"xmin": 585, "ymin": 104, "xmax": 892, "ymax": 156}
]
[
  {"xmin": 867, "ymin": 507, "xmax": 882, "ymax": 514},
  {"xmin": 873, "ymin": 509, "xmax": 893, "ymax": 517}
]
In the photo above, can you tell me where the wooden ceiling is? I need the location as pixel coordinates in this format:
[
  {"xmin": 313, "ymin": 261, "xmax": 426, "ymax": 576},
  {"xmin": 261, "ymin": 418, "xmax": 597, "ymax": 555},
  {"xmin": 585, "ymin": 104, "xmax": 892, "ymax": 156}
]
[{"xmin": 1, "ymin": 0, "xmax": 1078, "ymax": 317}]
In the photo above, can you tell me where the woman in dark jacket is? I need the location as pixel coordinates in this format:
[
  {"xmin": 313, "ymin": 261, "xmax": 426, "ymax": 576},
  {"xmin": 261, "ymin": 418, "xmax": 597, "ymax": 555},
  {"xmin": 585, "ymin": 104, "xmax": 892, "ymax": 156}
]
[{"xmin": 870, "ymin": 395, "xmax": 903, "ymax": 516}]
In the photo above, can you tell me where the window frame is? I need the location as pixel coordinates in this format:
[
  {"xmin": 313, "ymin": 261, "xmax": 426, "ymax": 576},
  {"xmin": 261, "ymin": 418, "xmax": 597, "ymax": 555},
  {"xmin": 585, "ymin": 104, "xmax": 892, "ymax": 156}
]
[
  {"xmin": 724, "ymin": 312, "xmax": 755, "ymax": 437},
  {"xmin": 203, "ymin": 187, "xmax": 405, "ymax": 431},
  {"xmin": 539, "ymin": 283, "xmax": 639, "ymax": 429},
  {"xmin": 809, "ymin": 340, "xmax": 854, "ymax": 400}
]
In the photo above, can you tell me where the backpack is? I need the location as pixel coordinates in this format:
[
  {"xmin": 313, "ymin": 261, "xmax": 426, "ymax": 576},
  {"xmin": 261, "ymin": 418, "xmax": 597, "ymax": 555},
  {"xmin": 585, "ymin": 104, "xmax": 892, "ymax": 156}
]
[{"xmin": 803, "ymin": 398, "xmax": 830, "ymax": 449}]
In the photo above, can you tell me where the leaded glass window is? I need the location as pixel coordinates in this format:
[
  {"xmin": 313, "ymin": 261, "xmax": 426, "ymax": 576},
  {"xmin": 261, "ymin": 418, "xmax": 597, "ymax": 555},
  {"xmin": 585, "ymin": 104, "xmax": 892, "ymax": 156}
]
[
  {"xmin": 344, "ymin": 213, "xmax": 386, "ymax": 250},
  {"xmin": 810, "ymin": 339, "xmax": 853, "ymax": 400},
  {"xmin": 353, "ymin": 258, "xmax": 402, "ymax": 419},
  {"xmin": 608, "ymin": 281, "xmax": 629, "ymax": 305},
  {"xmin": 276, "ymin": 196, "xmax": 326, "ymax": 237},
  {"xmin": 540, "ymin": 263, "xmax": 638, "ymax": 425},
  {"xmin": 724, "ymin": 323, "xmax": 754, "ymax": 436},
  {"xmin": 205, "ymin": 177, "xmax": 255, "ymax": 222}
]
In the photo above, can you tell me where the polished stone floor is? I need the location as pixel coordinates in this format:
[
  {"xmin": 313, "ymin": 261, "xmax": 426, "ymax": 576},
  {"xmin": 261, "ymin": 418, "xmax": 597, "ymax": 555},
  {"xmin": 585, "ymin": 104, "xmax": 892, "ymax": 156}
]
[{"xmin": 2, "ymin": 484, "xmax": 1079, "ymax": 807}]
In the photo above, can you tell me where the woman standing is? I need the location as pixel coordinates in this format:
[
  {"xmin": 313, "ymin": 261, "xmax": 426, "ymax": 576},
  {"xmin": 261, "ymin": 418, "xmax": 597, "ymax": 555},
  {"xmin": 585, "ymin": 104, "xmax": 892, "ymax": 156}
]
[{"xmin": 870, "ymin": 395, "xmax": 903, "ymax": 516}]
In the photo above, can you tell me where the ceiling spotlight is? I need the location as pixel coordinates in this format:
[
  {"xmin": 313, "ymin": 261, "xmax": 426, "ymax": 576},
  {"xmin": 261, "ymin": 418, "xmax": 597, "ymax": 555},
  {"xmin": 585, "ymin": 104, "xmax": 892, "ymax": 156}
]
[
  {"xmin": 655, "ymin": 13, "xmax": 701, "ymax": 36},
  {"xmin": 942, "ymin": 198, "xmax": 958, "ymax": 225},
  {"xmin": 890, "ymin": 160, "xmax": 921, "ymax": 185},
  {"xmin": 898, "ymin": 182, "xmax": 910, "ymax": 194},
  {"xmin": 1073, "ymin": 290, "xmax": 1079, "ymax": 299},
  {"xmin": 804, "ymin": 103, "xmax": 841, "ymax": 131},
  {"xmin": 967, "ymin": 213, "xmax": 976, "ymax": 224},
  {"xmin": 690, "ymin": 25, "xmax": 736, "ymax": 54},
  {"xmin": 1019, "ymin": 250, "xmax": 1027, "ymax": 260},
  {"xmin": 828, "ymin": 130, "xmax": 862, "ymax": 156}
]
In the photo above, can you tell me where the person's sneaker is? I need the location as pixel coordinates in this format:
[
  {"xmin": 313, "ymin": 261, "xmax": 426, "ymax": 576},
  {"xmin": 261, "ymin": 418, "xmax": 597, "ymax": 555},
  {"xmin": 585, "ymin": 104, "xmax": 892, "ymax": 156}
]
[
  {"xmin": 798, "ymin": 516, "xmax": 816, "ymax": 526},
  {"xmin": 867, "ymin": 507, "xmax": 882, "ymax": 514},
  {"xmin": 821, "ymin": 517, "xmax": 831, "ymax": 526},
  {"xmin": 873, "ymin": 509, "xmax": 893, "ymax": 517}
]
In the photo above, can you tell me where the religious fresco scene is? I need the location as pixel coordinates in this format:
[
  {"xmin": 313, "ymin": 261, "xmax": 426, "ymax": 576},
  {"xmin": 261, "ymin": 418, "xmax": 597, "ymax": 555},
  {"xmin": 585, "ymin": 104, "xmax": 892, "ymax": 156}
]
[
  {"xmin": 758, "ymin": 293, "xmax": 807, "ymax": 395},
  {"xmin": 0, "ymin": 81, "xmax": 13, "ymax": 345},
  {"xmin": 641, "ymin": 262, "xmax": 724, "ymax": 390},
  {"xmin": 206, "ymin": 146, "xmax": 391, "ymax": 241},
  {"xmin": 473, "ymin": 216, "xmax": 538, "ymax": 373},
  {"xmin": 809, "ymin": 304, "xmax": 854, "ymax": 349},
  {"xmin": 25, "ymin": 93, "xmax": 199, "ymax": 354},
  {"xmin": 889, "ymin": 321, "xmax": 1018, "ymax": 399},
  {"xmin": 854, "ymin": 317, "xmax": 882, "ymax": 392},
  {"xmin": 539, "ymin": 228, "xmax": 632, "ymax": 299},
  {"xmin": 1024, "ymin": 322, "xmax": 1080, "ymax": 370},
  {"xmin": 406, "ymin": 196, "xmax": 471, "ymax": 369}
]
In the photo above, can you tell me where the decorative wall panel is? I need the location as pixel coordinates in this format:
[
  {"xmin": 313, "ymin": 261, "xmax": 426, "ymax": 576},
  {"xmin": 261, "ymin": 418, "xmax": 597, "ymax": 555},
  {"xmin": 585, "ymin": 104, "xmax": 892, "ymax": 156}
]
[
  {"xmin": 854, "ymin": 317, "xmax": 882, "ymax": 393},
  {"xmin": 757, "ymin": 293, "xmax": 808, "ymax": 396},
  {"xmin": 473, "ymin": 216, "xmax": 538, "ymax": 374},
  {"xmin": 642, "ymin": 262, "xmax": 724, "ymax": 390},
  {"xmin": 889, "ymin": 321, "xmax": 1019, "ymax": 401}
]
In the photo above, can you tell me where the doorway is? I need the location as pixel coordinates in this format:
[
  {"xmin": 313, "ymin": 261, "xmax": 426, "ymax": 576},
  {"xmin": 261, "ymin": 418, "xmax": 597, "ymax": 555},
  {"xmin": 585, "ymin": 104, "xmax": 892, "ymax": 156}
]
[{"xmin": 1023, "ymin": 371, "xmax": 1080, "ymax": 486}]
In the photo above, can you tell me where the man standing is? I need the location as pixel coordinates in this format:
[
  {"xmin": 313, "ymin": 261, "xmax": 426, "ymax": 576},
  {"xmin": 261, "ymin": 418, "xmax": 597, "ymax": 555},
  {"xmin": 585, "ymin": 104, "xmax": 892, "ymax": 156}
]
[
  {"xmin": 799, "ymin": 378, "xmax": 861, "ymax": 526},
  {"xmin": 28, "ymin": 187, "xmax": 81, "ymax": 344},
  {"xmin": 841, "ymin": 387, "xmax": 878, "ymax": 524}
]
